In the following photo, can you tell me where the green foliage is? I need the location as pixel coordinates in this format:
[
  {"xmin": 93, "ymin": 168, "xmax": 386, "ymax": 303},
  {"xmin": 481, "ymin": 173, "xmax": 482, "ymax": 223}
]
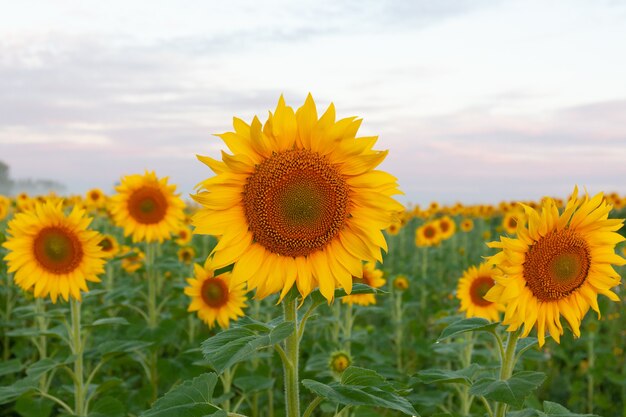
[{"xmin": 470, "ymin": 371, "xmax": 547, "ymax": 408}]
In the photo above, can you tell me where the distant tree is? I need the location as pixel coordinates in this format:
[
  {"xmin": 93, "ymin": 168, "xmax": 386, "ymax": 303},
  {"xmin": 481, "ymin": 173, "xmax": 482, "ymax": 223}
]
[{"xmin": 0, "ymin": 160, "xmax": 12, "ymax": 194}]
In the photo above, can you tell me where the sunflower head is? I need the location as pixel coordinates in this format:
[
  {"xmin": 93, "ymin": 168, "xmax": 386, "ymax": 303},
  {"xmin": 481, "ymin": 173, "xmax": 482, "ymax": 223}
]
[
  {"xmin": 502, "ymin": 211, "xmax": 524, "ymax": 235},
  {"xmin": 192, "ymin": 95, "xmax": 402, "ymax": 302},
  {"xmin": 329, "ymin": 351, "xmax": 352, "ymax": 375},
  {"xmin": 121, "ymin": 246, "xmax": 145, "ymax": 273},
  {"xmin": 0, "ymin": 202, "xmax": 9, "ymax": 221},
  {"xmin": 85, "ymin": 188, "xmax": 107, "ymax": 209},
  {"xmin": 184, "ymin": 262, "xmax": 247, "ymax": 329},
  {"xmin": 437, "ymin": 216, "xmax": 456, "ymax": 240},
  {"xmin": 460, "ymin": 218, "xmax": 474, "ymax": 232},
  {"xmin": 342, "ymin": 262, "xmax": 386, "ymax": 306},
  {"xmin": 486, "ymin": 187, "xmax": 625, "ymax": 346},
  {"xmin": 178, "ymin": 246, "xmax": 196, "ymax": 264},
  {"xmin": 456, "ymin": 263, "xmax": 503, "ymax": 322},
  {"xmin": 2, "ymin": 201, "xmax": 106, "ymax": 302},
  {"xmin": 98, "ymin": 234, "xmax": 119, "ymax": 259},
  {"xmin": 392, "ymin": 275, "xmax": 409, "ymax": 291},
  {"xmin": 110, "ymin": 172, "xmax": 185, "ymax": 243},
  {"xmin": 175, "ymin": 226, "xmax": 193, "ymax": 246},
  {"xmin": 415, "ymin": 222, "xmax": 441, "ymax": 247}
]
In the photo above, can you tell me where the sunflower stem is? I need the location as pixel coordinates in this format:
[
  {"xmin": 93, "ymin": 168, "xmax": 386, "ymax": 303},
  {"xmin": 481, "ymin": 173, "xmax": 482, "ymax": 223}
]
[
  {"xmin": 282, "ymin": 295, "xmax": 300, "ymax": 417},
  {"xmin": 70, "ymin": 298, "xmax": 86, "ymax": 416},
  {"xmin": 35, "ymin": 298, "xmax": 48, "ymax": 392},
  {"xmin": 3, "ymin": 272, "xmax": 13, "ymax": 362},
  {"xmin": 145, "ymin": 242, "xmax": 160, "ymax": 402},
  {"xmin": 494, "ymin": 329, "xmax": 521, "ymax": 417},
  {"xmin": 343, "ymin": 302, "xmax": 353, "ymax": 354},
  {"xmin": 460, "ymin": 332, "xmax": 474, "ymax": 415},
  {"xmin": 393, "ymin": 287, "xmax": 404, "ymax": 371},
  {"xmin": 586, "ymin": 328, "xmax": 595, "ymax": 414}
]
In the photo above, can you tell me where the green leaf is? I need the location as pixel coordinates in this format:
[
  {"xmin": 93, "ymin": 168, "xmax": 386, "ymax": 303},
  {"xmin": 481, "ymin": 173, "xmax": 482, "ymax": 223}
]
[
  {"xmin": 141, "ymin": 373, "xmax": 225, "ymax": 417},
  {"xmin": 415, "ymin": 364, "xmax": 480, "ymax": 386},
  {"xmin": 233, "ymin": 376, "xmax": 274, "ymax": 393},
  {"xmin": 302, "ymin": 367, "xmax": 418, "ymax": 416},
  {"xmin": 97, "ymin": 340, "xmax": 153, "ymax": 357},
  {"xmin": 88, "ymin": 396, "xmax": 125, "ymax": 417},
  {"xmin": 15, "ymin": 394, "xmax": 54, "ymax": 417},
  {"xmin": 85, "ymin": 317, "xmax": 129, "ymax": 328},
  {"xmin": 202, "ymin": 321, "xmax": 294, "ymax": 374},
  {"xmin": 438, "ymin": 318, "xmax": 499, "ymax": 341},
  {"xmin": 0, "ymin": 359, "xmax": 23, "ymax": 377},
  {"xmin": 0, "ymin": 377, "xmax": 37, "ymax": 405},
  {"xmin": 469, "ymin": 371, "xmax": 546, "ymax": 408},
  {"xmin": 539, "ymin": 401, "xmax": 600, "ymax": 417},
  {"xmin": 26, "ymin": 357, "xmax": 73, "ymax": 379}
]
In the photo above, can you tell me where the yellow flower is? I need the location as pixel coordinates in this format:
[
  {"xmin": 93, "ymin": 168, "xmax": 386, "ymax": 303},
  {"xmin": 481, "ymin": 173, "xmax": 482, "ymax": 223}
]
[
  {"xmin": 342, "ymin": 262, "xmax": 386, "ymax": 306},
  {"xmin": 456, "ymin": 263, "xmax": 503, "ymax": 322},
  {"xmin": 110, "ymin": 172, "xmax": 185, "ymax": 243},
  {"xmin": 415, "ymin": 222, "xmax": 441, "ymax": 247},
  {"xmin": 486, "ymin": 187, "xmax": 625, "ymax": 346},
  {"xmin": 184, "ymin": 262, "xmax": 247, "ymax": 329},
  {"xmin": 329, "ymin": 351, "xmax": 351, "ymax": 374},
  {"xmin": 178, "ymin": 246, "xmax": 196, "ymax": 264},
  {"xmin": 437, "ymin": 216, "xmax": 456, "ymax": 240},
  {"xmin": 121, "ymin": 246, "xmax": 145, "ymax": 273},
  {"xmin": 175, "ymin": 226, "xmax": 193, "ymax": 246},
  {"xmin": 386, "ymin": 221, "xmax": 401, "ymax": 236},
  {"xmin": 502, "ymin": 211, "xmax": 524, "ymax": 235},
  {"xmin": 2, "ymin": 201, "xmax": 105, "ymax": 302},
  {"xmin": 98, "ymin": 234, "xmax": 119, "ymax": 259},
  {"xmin": 85, "ymin": 188, "xmax": 106, "ymax": 209},
  {"xmin": 392, "ymin": 275, "xmax": 409, "ymax": 291},
  {"xmin": 0, "ymin": 202, "xmax": 9, "ymax": 221},
  {"xmin": 460, "ymin": 218, "xmax": 474, "ymax": 232},
  {"xmin": 192, "ymin": 95, "xmax": 402, "ymax": 302}
]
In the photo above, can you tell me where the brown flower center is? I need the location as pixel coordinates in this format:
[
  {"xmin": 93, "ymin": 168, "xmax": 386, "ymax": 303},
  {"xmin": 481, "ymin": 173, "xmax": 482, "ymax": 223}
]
[
  {"xmin": 243, "ymin": 149, "xmax": 349, "ymax": 257},
  {"xmin": 469, "ymin": 276, "xmax": 494, "ymax": 307},
  {"xmin": 439, "ymin": 220, "xmax": 450, "ymax": 233},
  {"xmin": 423, "ymin": 225, "xmax": 436, "ymax": 239},
  {"xmin": 201, "ymin": 278, "xmax": 229, "ymax": 308},
  {"xmin": 127, "ymin": 187, "xmax": 167, "ymax": 224},
  {"xmin": 523, "ymin": 229, "xmax": 591, "ymax": 301},
  {"xmin": 34, "ymin": 227, "xmax": 83, "ymax": 274},
  {"xmin": 99, "ymin": 237, "xmax": 114, "ymax": 252}
]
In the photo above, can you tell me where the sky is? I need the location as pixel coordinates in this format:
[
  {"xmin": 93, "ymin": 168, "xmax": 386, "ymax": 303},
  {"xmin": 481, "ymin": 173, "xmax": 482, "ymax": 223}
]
[{"xmin": 1, "ymin": 0, "xmax": 626, "ymax": 205}]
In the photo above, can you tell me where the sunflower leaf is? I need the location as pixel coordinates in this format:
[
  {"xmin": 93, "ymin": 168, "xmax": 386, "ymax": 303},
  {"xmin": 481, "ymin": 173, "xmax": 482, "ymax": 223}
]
[
  {"xmin": 437, "ymin": 318, "xmax": 500, "ymax": 341},
  {"xmin": 539, "ymin": 401, "xmax": 600, "ymax": 417},
  {"xmin": 469, "ymin": 371, "xmax": 546, "ymax": 408},
  {"xmin": 141, "ymin": 373, "xmax": 224, "ymax": 417},
  {"xmin": 302, "ymin": 369, "xmax": 418, "ymax": 416},
  {"xmin": 414, "ymin": 364, "xmax": 481, "ymax": 386}
]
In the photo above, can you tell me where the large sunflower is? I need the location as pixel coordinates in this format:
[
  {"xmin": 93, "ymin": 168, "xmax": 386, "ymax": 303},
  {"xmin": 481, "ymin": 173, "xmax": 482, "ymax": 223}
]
[
  {"xmin": 457, "ymin": 263, "xmax": 502, "ymax": 322},
  {"xmin": 110, "ymin": 172, "xmax": 185, "ymax": 243},
  {"xmin": 2, "ymin": 201, "xmax": 106, "ymax": 302},
  {"xmin": 184, "ymin": 262, "xmax": 247, "ymax": 329},
  {"xmin": 486, "ymin": 188, "xmax": 625, "ymax": 346},
  {"xmin": 193, "ymin": 95, "xmax": 403, "ymax": 302}
]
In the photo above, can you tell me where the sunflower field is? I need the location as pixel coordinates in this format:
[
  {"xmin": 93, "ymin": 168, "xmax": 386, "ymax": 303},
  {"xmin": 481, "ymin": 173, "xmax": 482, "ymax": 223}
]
[{"xmin": 1, "ymin": 97, "xmax": 625, "ymax": 417}]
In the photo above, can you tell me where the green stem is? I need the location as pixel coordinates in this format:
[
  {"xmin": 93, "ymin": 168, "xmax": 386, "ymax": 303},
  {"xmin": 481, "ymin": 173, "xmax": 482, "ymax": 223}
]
[
  {"xmin": 343, "ymin": 302, "xmax": 353, "ymax": 354},
  {"xmin": 282, "ymin": 296, "xmax": 300, "ymax": 417},
  {"xmin": 587, "ymin": 330, "xmax": 595, "ymax": 414},
  {"xmin": 494, "ymin": 329, "xmax": 522, "ymax": 417},
  {"xmin": 221, "ymin": 368, "xmax": 233, "ymax": 412},
  {"xmin": 3, "ymin": 272, "xmax": 13, "ymax": 362},
  {"xmin": 35, "ymin": 298, "xmax": 48, "ymax": 391},
  {"xmin": 302, "ymin": 396, "xmax": 324, "ymax": 417},
  {"xmin": 70, "ymin": 299, "xmax": 85, "ymax": 416},
  {"xmin": 393, "ymin": 289, "xmax": 403, "ymax": 371},
  {"xmin": 145, "ymin": 242, "xmax": 159, "ymax": 402},
  {"xmin": 460, "ymin": 332, "xmax": 474, "ymax": 415}
]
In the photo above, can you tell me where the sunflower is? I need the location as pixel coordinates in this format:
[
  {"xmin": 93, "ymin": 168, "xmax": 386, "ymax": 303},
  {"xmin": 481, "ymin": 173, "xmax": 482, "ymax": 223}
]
[
  {"xmin": 184, "ymin": 262, "xmax": 247, "ymax": 329},
  {"xmin": 85, "ymin": 188, "xmax": 106, "ymax": 209},
  {"xmin": 192, "ymin": 95, "xmax": 403, "ymax": 302},
  {"xmin": 486, "ymin": 188, "xmax": 625, "ymax": 346},
  {"xmin": 110, "ymin": 172, "xmax": 185, "ymax": 243},
  {"xmin": 329, "ymin": 351, "xmax": 352, "ymax": 374},
  {"xmin": 460, "ymin": 218, "xmax": 474, "ymax": 232},
  {"xmin": 392, "ymin": 275, "xmax": 409, "ymax": 291},
  {"xmin": 178, "ymin": 246, "xmax": 196, "ymax": 264},
  {"xmin": 175, "ymin": 226, "xmax": 193, "ymax": 246},
  {"xmin": 2, "ymin": 201, "xmax": 106, "ymax": 302},
  {"xmin": 502, "ymin": 211, "xmax": 523, "ymax": 235},
  {"xmin": 386, "ymin": 221, "xmax": 401, "ymax": 236},
  {"xmin": 98, "ymin": 234, "xmax": 119, "ymax": 259},
  {"xmin": 457, "ymin": 263, "xmax": 502, "ymax": 322},
  {"xmin": 342, "ymin": 262, "xmax": 385, "ymax": 306},
  {"xmin": 120, "ymin": 246, "xmax": 145, "ymax": 273},
  {"xmin": 415, "ymin": 222, "xmax": 441, "ymax": 247},
  {"xmin": 0, "ymin": 202, "xmax": 8, "ymax": 221},
  {"xmin": 437, "ymin": 215, "xmax": 456, "ymax": 240}
]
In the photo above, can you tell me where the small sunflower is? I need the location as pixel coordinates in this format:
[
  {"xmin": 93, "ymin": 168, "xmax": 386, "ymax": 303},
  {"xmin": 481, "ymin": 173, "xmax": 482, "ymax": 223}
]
[
  {"xmin": 184, "ymin": 262, "xmax": 247, "ymax": 329},
  {"xmin": 502, "ymin": 211, "xmax": 523, "ymax": 235},
  {"xmin": 121, "ymin": 246, "xmax": 145, "ymax": 273},
  {"xmin": 110, "ymin": 172, "xmax": 185, "ymax": 243},
  {"xmin": 486, "ymin": 187, "xmax": 625, "ymax": 346},
  {"xmin": 178, "ymin": 246, "xmax": 196, "ymax": 264},
  {"xmin": 415, "ymin": 222, "xmax": 441, "ymax": 247},
  {"xmin": 329, "ymin": 351, "xmax": 352, "ymax": 374},
  {"xmin": 386, "ymin": 221, "xmax": 401, "ymax": 236},
  {"xmin": 85, "ymin": 188, "xmax": 106, "ymax": 209},
  {"xmin": 193, "ymin": 95, "xmax": 403, "ymax": 302},
  {"xmin": 175, "ymin": 226, "xmax": 193, "ymax": 246},
  {"xmin": 457, "ymin": 263, "xmax": 502, "ymax": 322},
  {"xmin": 0, "ymin": 203, "xmax": 8, "ymax": 221},
  {"xmin": 437, "ymin": 216, "xmax": 456, "ymax": 240},
  {"xmin": 2, "ymin": 201, "xmax": 106, "ymax": 302},
  {"xmin": 342, "ymin": 262, "xmax": 385, "ymax": 306},
  {"xmin": 98, "ymin": 234, "xmax": 119, "ymax": 259},
  {"xmin": 460, "ymin": 218, "xmax": 474, "ymax": 232},
  {"xmin": 392, "ymin": 275, "xmax": 409, "ymax": 291}
]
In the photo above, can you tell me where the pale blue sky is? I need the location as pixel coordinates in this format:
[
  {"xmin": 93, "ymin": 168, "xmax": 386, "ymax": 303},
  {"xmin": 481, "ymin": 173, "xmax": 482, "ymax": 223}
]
[{"xmin": 1, "ymin": 0, "xmax": 626, "ymax": 205}]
